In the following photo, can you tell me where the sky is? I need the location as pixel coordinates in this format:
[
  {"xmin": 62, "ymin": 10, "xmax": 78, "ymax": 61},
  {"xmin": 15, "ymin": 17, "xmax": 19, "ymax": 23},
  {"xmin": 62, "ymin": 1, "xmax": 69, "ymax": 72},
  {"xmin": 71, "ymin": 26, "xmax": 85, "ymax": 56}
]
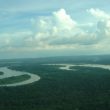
[{"xmin": 0, "ymin": 0, "xmax": 110, "ymax": 59}]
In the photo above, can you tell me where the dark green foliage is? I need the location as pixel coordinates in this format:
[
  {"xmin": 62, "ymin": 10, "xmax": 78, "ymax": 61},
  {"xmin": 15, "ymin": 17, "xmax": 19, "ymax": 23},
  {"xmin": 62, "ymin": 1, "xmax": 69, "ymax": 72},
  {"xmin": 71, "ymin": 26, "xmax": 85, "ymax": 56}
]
[
  {"xmin": 0, "ymin": 71, "xmax": 4, "ymax": 75},
  {"xmin": 0, "ymin": 56, "xmax": 110, "ymax": 110},
  {"xmin": 0, "ymin": 75, "xmax": 30, "ymax": 85}
]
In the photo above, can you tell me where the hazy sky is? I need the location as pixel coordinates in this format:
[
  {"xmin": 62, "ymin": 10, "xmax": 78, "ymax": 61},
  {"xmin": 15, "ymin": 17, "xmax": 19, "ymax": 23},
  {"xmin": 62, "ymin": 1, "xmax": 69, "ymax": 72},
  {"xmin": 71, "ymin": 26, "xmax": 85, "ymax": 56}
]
[{"xmin": 0, "ymin": 0, "xmax": 110, "ymax": 59}]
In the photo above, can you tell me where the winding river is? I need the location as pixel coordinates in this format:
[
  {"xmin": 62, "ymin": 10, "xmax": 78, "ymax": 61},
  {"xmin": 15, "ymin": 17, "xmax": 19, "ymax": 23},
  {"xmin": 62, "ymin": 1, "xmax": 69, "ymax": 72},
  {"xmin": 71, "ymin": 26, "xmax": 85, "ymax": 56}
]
[
  {"xmin": 0, "ymin": 67, "xmax": 40, "ymax": 87},
  {"xmin": 1, "ymin": 64, "xmax": 110, "ymax": 87},
  {"xmin": 46, "ymin": 63, "xmax": 110, "ymax": 71},
  {"xmin": 59, "ymin": 64, "xmax": 110, "ymax": 71}
]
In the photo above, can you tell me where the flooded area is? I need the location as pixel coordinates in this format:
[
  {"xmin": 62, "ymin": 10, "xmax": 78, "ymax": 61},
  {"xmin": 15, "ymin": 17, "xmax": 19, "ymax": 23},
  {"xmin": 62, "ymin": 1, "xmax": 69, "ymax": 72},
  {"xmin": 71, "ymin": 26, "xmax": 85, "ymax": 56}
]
[
  {"xmin": 58, "ymin": 64, "xmax": 110, "ymax": 71},
  {"xmin": 45, "ymin": 64, "xmax": 110, "ymax": 71}
]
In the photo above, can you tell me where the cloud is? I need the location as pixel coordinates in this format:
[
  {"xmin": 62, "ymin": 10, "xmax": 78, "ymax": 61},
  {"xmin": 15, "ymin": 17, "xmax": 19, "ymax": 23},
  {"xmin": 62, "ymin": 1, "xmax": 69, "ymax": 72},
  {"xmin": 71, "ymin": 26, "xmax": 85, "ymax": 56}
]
[
  {"xmin": 29, "ymin": 8, "xmax": 100, "ymax": 47},
  {"xmin": 87, "ymin": 8, "xmax": 110, "ymax": 39},
  {"xmin": 24, "ymin": 8, "xmax": 110, "ymax": 55},
  {"xmin": 87, "ymin": 8, "xmax": 110, "ymax": 20},
  {"xmin": 86, "ymin": 8, "xmax": 110, "ymax": 52},
  {"xmin": 89, "ymin": 9, "xmax": 110, "ymax": 38},
  {"xmin": 0, "ymin": 31, "xmax": 33, "ymax": 50},
  {"xmin": 0, "ymin": 8, "xmax": 110, "ymax": 55}
]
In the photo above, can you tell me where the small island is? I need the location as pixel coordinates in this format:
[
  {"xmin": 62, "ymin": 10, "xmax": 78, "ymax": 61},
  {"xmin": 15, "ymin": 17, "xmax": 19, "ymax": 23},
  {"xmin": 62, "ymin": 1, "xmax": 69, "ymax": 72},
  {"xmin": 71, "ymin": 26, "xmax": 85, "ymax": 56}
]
[
  {"xmin": 0, "ymin": 71, "xmax": 4, "ymax": 75},
  {"xmin": 0, "ymin": 74, "xmax": 31, "ymax": 85}
]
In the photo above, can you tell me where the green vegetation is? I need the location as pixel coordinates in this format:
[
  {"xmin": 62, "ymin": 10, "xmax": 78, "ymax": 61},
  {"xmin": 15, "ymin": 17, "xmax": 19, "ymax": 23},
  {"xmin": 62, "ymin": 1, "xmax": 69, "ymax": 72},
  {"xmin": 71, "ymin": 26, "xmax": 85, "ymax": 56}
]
[
  {"xmin": 0, "ymin": 75, "xmax": 30, "ymax": 85},
  {"xmin": 0, "ymin": 71, "xmax": 4, "ymax": 75},
  {"xmin": 0, "ymin": 56, "xmax": 110, "ymax": 110}
]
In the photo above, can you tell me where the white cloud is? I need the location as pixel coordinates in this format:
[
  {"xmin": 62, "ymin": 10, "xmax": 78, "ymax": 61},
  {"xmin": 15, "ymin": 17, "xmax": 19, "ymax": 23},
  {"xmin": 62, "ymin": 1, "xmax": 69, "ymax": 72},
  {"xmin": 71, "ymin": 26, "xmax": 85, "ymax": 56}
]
[
  {"xmin": 30, "ymin": 8, "xmax": 99, "ymax": 47},
  {"xmin": 0, "ymin": 8, "xmax": 110, "ymax": 55},
  {"xmin": 87, "ymin": 8, "xmax": 110, "ymax": 20},
  {"xmin": 24, "ymin": 8, "xmax": 110, "ymax": 55},
  {"xmin": 88, "ymin": 8, "xmax": 110, "ymax": 37},
  {"xmin": 86, "ymin": 8, "xmax": 110, "ymax": 53},
  {"xmin": 53, "ymin": 9, "xmax": 77, "ymax": 31},
  {"xmin": 0, "ymin": 31, "xmax": 33, "ymax": 49}
]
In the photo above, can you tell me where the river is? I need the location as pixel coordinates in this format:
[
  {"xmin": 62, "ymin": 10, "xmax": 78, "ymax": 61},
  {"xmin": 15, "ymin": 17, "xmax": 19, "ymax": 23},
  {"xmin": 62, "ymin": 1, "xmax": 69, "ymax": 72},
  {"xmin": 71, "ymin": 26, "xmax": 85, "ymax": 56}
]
[{"xmin": 0, "ymin": 67, "xmax": 40, "ymax": 87}]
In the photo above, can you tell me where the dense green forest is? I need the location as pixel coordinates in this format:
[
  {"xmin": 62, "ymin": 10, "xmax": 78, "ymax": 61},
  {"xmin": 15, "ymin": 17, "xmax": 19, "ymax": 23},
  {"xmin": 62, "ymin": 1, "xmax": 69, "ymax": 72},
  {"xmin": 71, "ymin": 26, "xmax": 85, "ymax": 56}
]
[{"xmin": 0, "ymin": 55, "xmax": 110, "ymax": 110}]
